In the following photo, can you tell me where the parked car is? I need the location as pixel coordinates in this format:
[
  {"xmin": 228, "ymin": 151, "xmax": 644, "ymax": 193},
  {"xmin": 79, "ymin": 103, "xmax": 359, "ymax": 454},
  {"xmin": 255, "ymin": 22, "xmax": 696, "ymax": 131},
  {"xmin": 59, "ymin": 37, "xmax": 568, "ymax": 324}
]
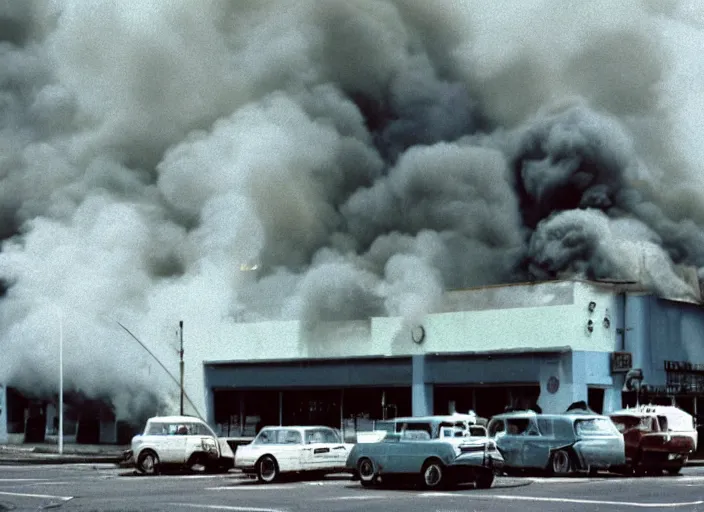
[
  {"xmin": 608, "ymin": 405, "xmax": 696, "ymax": 475},
  {"xmin": 130, "ymin": 415, "xmax": 235, "ymax": 475},
  {"xmin": 346, "ymin": 415, "xmax": 504, "ymax": 489},
  {"xmin": 357, "ymin": 412, "xmax": 488, "ymax": 443},
  {"xmin": 233, "ymin": 426, "xmax": 354, "ymax": 483},
  {"xmin": 487, "ymin": 410, "xmax": 625, "ymax": 475}
]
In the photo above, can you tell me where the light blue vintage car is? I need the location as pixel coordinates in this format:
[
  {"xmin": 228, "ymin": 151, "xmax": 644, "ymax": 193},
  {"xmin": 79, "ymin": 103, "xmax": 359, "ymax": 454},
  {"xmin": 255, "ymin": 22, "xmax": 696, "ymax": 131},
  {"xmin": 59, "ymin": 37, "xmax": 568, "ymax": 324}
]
[
  {"xmin": 346, "ymin": 416, "xmax": 504, "ymax": 489},
  {"xmin": 487, "ymin": 411, "xmax": 626, "ymax": 475}
]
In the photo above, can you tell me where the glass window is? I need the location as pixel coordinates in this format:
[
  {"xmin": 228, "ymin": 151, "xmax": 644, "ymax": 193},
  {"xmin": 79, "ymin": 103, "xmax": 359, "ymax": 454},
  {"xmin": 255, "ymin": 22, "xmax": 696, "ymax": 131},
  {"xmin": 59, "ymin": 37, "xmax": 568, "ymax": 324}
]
[
  {"xmin": 395, "ymin": 422, "xmax": 433, "ymax": 436},
  {"xmin": 304, "ymin": 428, "xmax": 341, "ymax": 444},
  {"xmin": 506, "ymin": 418, "xmax": 530, "ymax": 435},
  {"xmin": 254, "ymin": 429, "xmax": 276, "ymax": 444},
  {"xmin": 469, "ymin": 426, "xmax": 487, "ymax": 437},
  {"xmin": 574, "ymin": 418, "xmax": 618, "ymax": 436},
  {"xmin": 145, "ymin": 422, "xmax": 169, "ymax": 436},
  {"xmin": 610, "ymin": 416, "xmax": 638, "ymax": 433},
  {"xmin": 656, "ymin": 416, "xmax": 668, "ymax": 432},
  {"xmin": 185, "ymin": 422, "xmax": 215, "ymax": 436},
  {"xmin": 488, "ymin": 419, "xmax": 505, "ymax": 437},
  {"xmin": 279, "ymin": 429, "xmax": 302, "ymax": 444},
  {"xmin": 537, "ymin": 418, "xmax": 554, "ymax": 437}
]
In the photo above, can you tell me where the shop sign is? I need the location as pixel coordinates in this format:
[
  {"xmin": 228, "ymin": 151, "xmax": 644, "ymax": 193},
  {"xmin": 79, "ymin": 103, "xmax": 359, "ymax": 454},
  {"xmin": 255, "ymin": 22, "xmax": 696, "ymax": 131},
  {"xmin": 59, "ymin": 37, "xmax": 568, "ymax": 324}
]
[{"xmin": 611, "ymin": 351, "xmax": 633, "ymax": 373}]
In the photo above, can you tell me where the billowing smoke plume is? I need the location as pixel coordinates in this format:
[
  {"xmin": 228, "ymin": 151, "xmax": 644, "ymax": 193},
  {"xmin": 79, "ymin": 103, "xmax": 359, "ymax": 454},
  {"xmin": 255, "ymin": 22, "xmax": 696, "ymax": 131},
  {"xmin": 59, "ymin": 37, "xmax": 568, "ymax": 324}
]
[{"xmin": 1, "ymin": 0, "xmax": 704, "ymax": 418}]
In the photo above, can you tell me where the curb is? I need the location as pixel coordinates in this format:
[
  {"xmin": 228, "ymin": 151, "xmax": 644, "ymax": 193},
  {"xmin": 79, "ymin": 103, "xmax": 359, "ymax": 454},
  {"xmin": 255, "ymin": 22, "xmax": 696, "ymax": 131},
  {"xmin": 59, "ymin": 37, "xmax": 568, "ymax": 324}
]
[{"xmin": 0, "ymin": 456, "xmax": 124, "ymax": 466}]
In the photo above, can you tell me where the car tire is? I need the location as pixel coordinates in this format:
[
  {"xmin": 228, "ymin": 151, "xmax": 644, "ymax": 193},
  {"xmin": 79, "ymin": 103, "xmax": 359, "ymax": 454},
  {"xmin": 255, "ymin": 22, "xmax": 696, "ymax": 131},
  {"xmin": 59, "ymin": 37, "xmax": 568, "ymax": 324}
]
[
  {"xmin": 187, "ymin": 454, "xmax": 211, "ymax": 473},
  {"xmin": 420, "ymin": 458, "xmax": 445, "ymax": 489},
  {"xmin": 475, "ymin": 471, "xmax": 495, "ymax": 489},
  {"xmin": 137, "ymin": 450, "xmax": 160, "ymax": 476},
  {"xmin": 666, "ymin": 463, "xmax": 684, "ymax": 476},
  {"xmin": 357, "ymin": 457, "xmax": 378, "ymax": 487},
  {"xmin": 256, "ymin": 455, "xmax": 279, "ymax": 484},
  {"xmin": 549, "ymin": 449, "xmax": 572, "ymax": 476}
]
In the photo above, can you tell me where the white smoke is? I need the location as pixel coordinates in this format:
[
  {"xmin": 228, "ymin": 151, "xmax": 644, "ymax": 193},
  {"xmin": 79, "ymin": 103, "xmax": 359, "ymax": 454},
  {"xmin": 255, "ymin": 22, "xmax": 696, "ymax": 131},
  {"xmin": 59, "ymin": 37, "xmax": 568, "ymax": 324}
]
[{"xmin": 1, "ymin": 0, "xmax": 704, "ymax": 418}]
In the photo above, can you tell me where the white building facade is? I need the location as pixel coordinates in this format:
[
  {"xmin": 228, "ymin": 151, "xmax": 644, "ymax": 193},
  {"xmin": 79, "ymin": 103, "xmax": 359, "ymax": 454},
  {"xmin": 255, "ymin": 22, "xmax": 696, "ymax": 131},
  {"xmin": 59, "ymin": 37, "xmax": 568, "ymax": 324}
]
[
  {"xmin": 176, "ymin": 279, "xmax": 704, "ymax": 438},
  {"xmin": 2, "ymin": 278, "xmax": 703, "ymax": 445}
]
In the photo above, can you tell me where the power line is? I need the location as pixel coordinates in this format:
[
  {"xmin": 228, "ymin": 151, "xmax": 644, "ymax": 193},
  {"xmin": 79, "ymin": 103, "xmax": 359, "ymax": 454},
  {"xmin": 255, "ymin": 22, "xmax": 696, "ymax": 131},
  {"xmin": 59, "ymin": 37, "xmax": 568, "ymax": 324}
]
[{"xmin": 116, "ymin": 320, "xmax": 204, "ymax": 421}]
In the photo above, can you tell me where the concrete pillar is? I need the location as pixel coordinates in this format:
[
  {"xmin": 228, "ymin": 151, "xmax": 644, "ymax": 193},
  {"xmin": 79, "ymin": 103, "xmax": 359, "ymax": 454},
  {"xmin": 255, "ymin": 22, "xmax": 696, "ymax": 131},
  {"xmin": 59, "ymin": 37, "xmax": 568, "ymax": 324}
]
[
  {"xmin": 204, "ymin": 385, "xmax": 215, "ymax": 428},
  {"xmin": 278, "ymin": 391, "xmax": 283, "ymax": 426},
  {"xmin": 412, "ymin": 355, "xmax": 433, "ymax": 416},
  {"xmin": 624, "ymin": 294, "xmax": 651, "ymax": 380},
  {"xmin": 537, "ymin": 353, "xmax": 588, "ymax": 414},
  {"xmin": 0, "ymin": 384, "xmax": 7, "ymax": 444},
  {"xmin": 602, "ymin": 382, "xmax": 624, "ymax": 414}
]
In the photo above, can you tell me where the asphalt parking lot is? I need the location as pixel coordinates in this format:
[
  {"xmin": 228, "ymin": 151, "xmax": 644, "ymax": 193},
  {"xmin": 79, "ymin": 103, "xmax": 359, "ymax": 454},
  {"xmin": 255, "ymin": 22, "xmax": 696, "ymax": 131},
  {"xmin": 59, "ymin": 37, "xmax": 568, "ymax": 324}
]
[{"xmin": 1, "ymin": 464, "xmax": 703, "ymax": 512}]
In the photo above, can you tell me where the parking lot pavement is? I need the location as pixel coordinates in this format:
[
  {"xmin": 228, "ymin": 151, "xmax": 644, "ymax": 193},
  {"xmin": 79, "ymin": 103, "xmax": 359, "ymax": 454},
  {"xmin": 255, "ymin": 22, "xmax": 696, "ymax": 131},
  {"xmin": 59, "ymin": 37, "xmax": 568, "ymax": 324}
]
[{"xmin": 1, "ymin": 465, "xmax": 704, "ymax": 511}]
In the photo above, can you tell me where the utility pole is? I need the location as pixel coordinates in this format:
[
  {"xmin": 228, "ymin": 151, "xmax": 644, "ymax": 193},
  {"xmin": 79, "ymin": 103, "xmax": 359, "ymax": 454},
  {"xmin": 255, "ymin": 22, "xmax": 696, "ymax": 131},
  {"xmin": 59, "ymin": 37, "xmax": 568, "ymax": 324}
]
[
  {"xmin": 58, "ymin": 309, "xmax": 64, "ymax": 455},
  {"xmin": 179, "ymin": 321, "xmax": 184, "ymax": 416}
]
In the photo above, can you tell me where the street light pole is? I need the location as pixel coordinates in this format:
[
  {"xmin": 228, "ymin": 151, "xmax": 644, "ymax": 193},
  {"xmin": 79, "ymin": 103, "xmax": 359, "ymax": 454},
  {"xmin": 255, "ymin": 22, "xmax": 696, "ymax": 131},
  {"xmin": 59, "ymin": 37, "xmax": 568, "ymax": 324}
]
[
  {"xmin": 58, "ymin": 309, "xmax": 64, "ymax": 455},
  {"xmin": 179, "ymin": 321, "xmax": 184, "ymax": 416}
]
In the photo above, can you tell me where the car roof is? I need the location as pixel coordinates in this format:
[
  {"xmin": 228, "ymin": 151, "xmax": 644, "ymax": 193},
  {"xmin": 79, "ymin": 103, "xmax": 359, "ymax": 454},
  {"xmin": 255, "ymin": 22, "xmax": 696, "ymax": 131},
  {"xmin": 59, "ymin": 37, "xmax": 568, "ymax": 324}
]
[
  {"xmin": 490, "ymin": 412, "xmax": 606, "ymax": 421},
  {"xmin": 389, "ymin": 414, "xmax": 479, "ymax": 424},
  {"xmin": 609, "ymin": 405, "xmax": 693, "ymax": 420},
  {"xmin": 147, "ymin": 415, "xmax": 205, "ymax": 423},
  {"xmin": 258, "ymin": 425, "xmax": 336, "ymax": 431}
]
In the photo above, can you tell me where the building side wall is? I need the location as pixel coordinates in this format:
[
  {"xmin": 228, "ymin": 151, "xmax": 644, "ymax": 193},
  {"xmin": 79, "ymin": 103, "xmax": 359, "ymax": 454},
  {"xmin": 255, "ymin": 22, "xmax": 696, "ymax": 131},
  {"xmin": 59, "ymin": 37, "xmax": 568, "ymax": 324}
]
[{"xmin": 646, "ymin": 297, "xmax": 704, "ymax": 388}]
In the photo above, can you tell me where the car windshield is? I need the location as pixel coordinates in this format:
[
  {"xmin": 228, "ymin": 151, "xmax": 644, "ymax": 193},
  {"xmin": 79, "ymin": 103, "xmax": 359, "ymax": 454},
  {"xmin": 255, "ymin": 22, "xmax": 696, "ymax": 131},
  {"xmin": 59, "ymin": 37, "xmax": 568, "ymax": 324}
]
[
  {"xmin": 610, "ymin": 415, "xmax": 654, "ymax": 433},
  {"xmin": 440, "ymin": 421, "xmax": 467, "ymax": 438},
  {"xmin": 574, "ymin": 418, "xmax": 618, "ymax": 436}
]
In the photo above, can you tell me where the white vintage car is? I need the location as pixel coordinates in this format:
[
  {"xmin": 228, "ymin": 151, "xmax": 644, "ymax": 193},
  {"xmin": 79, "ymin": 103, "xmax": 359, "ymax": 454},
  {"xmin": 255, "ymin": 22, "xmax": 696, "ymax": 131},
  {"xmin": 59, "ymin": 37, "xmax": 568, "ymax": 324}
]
[
  {"xmin": 130, "ymin": 415, "xmax": 235, "ymax": 475},
  {"xmin": 234, "ymin": 426, "xmax": 354, "ymax": 483}
]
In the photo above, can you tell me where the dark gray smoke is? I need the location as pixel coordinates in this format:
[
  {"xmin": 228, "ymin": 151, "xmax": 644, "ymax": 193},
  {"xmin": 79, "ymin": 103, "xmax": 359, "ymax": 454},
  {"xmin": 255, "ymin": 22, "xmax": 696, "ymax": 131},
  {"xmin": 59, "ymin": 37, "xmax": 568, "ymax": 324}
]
[{"xmin": 1, "ymin": 0, "xmax": 704, "ymax": 418}]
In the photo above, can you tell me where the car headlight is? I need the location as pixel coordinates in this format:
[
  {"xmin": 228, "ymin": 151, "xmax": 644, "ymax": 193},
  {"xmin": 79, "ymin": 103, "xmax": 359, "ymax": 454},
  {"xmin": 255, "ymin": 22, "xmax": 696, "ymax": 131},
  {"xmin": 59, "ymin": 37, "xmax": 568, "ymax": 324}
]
[{"xmin": 454, "ymin": 446, "xmax": 462, "ymax": 457}]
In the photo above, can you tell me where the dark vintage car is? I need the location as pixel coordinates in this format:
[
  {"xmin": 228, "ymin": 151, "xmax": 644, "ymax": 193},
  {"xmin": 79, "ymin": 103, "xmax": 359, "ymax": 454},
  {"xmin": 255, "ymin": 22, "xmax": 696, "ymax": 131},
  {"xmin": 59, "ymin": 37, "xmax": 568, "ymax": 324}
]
[
  {"xmin": 487, "ymin": 410, "xmax": 625, "ymax": 476},
  {"xmin": 608, "ymin": 405, "xmax": 696, "ymax": 475}
]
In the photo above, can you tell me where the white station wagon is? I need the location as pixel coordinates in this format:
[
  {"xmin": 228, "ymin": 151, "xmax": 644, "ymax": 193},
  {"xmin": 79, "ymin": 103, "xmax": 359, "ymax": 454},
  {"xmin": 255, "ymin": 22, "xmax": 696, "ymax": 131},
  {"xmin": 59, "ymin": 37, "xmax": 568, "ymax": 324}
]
[
  {"xmin": 130, "ymin": 415, "xmax": 235, "ymax": 475},
  {"xmin": 234, "ymin": 426, "xmax": 354, "ymax": 483}
]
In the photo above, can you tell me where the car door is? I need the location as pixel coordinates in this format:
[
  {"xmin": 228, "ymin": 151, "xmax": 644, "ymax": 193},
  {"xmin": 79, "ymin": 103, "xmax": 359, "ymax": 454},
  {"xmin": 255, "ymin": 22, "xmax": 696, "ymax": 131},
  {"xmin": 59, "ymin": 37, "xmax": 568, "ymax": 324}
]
[
  {"xmin": 522, "ymin": 418, "xmax": 551, "ymax": 468},
  {"xmin": 496, "ymin": 419, "xmax": 526, "ymax": 468},
  {"xmin": 301, "ymin": 428, "xmax": 346, "ymax": 470},
  {"xmin": 160, "ymin": 423, "xmax": 189, "ymax": 463}
]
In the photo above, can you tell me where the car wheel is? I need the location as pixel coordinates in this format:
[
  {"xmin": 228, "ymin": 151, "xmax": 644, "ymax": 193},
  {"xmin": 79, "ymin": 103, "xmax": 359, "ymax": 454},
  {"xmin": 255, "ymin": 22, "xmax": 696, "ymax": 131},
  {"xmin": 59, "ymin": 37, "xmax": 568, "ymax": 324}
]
[
  {"xmin": 550, "ymin": 449, "xmax": 572, "ymax": 476},
  {"xmin": 420, "ymin": 458, "xmax": 445, "ymax": 489},
  {"xmin": 137, "ymin": 450, "xmax": 160, "ymax": 476},
  {"xmin": 357, "ymin": 457, "xmax": 378, "ymax": 487},
  {"xmin": 187, "ymin": 454, "xmax": 208, "ymax": 473},
  {"xmin": 475, "ymin": 471, "xmax": 495, "ymax": 489},
  {"xmin": 256, "ymin": 455, "xmax": 279, "ymax": 484},
  {"xmin": 666, "ymin": 463, "xmax": 684, "ymax": 476}
]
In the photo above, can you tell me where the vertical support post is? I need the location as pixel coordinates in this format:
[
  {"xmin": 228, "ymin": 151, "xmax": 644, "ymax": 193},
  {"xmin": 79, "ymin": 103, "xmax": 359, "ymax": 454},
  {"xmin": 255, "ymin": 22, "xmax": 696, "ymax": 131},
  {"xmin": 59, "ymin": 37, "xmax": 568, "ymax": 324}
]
[
  {"xmin": 278, "ymin": 391, "xmax": 283, "ymax": 426},
  {"xmin": 471, "ymin": 388, "xmax": 477, "ymax": 413},
  {"xmin": 412, "ymin": 355, "xmax": 433, "ymax": 416},
  {"xmin": 340, "ymin": 389, "xmax": 344, "ymax": 440},
  {"xmin": 179, "ymin": 321, "xmax": 184, "ymax": 416},
  {"xmin": 239, "ymin": 393, "xmax": 245, "ymax": 437},
  {"xmin": 58, "ymin": 310, "xmax": 64, "ymax": 455}
]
